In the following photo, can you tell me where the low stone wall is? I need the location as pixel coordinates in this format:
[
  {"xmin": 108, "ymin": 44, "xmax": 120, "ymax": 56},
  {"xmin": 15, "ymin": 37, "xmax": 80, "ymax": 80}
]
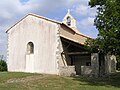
[
  {"xmin": 105, "ymin": 54, "xmax": 117, "ymax": 75},
  {"xmin": 59, "ymin": 66, "xmax": 76, "ymax": 76},
  {"xmin": 81, "ymin": 66, "xmax": 92, "ymax": 76},
  {"xmin": 91, "ymin": 53, "xmax": 99, "ymax": 77},
  {"xmin": 81, "ymin": 53, "xmax": 99, "ymax": 77}
]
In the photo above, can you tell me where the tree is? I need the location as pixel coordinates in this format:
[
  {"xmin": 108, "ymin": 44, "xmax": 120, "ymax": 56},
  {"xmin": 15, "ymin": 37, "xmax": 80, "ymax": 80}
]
[
  {"xmin": 86, "ymin": 0, "xmax": 120, "ymax": 56},
  {"xmin": 0, "ymin": 55, "xmax": 7, "ymax": 71}
]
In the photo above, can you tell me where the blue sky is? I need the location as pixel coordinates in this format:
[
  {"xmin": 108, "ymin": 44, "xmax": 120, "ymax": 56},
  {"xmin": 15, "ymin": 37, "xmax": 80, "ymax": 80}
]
[{"xmin": 0, "ymin": 0, "xmax": 98, "ymax": 57}]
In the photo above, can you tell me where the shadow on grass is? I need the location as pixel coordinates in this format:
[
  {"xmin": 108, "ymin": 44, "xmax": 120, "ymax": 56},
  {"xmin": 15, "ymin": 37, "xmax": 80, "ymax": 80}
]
[{"xmin": 72, "ymin": 72, "xmax": 120, "ymax": 88}]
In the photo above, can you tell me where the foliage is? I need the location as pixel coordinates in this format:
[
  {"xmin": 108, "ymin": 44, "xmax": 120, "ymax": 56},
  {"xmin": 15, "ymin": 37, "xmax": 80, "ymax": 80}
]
[
  {"xmin": 85, "ymin": 38, "xmax": 104, "ymax": 53},
  {"xmin": 0, "ymin": 55, "xmax": 7, "ymax": 71},
  {"xmin": 116, "ymin": 55, "xmax": 120, "ymax": 70},
  {"xmin": 89, "ymin": 0, "xmax": 107, "ymax": 7},
  {"xmin": 86, "ymin": 0, "xmax": 120, "ymax": 55}
]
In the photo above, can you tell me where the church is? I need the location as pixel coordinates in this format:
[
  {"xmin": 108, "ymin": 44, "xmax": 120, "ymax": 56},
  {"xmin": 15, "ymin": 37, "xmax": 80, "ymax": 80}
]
[{"xmin": 6, "ymin": 10, "xmax": 117, "ymax": 76}]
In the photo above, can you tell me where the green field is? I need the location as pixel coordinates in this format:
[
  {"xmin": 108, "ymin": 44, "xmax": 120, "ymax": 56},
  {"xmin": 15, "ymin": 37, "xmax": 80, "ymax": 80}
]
[{"xmin": 0, "ymin": 72, "xmax": 120, "ymax": 90}]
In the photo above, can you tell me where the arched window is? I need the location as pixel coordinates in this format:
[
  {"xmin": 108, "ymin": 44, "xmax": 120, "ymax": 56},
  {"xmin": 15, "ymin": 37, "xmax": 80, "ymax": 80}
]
[
  {"xmin": 67, "ymin": 16, "xmax": 71, "ymax": 26},
  {"xmin": 27, "ymin": 42, "xmax": 34, "ymax": 54}
]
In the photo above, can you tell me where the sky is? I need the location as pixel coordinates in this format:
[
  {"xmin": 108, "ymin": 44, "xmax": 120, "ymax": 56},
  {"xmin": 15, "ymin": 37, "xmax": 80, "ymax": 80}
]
[{"xmin": 0, "ymin": 0, "xmax": 98, "ymax": 57}]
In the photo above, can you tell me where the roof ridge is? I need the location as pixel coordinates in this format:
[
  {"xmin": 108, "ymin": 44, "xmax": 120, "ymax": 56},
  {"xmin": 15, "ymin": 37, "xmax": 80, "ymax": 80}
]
[
  {"xmin": 6, "ymin": 13, "xmax": 93, "ymax": 40},
  {"xmin": 76, "ymin": 32, "xmax": 93, "ymax": 39},
  {"xmin": 6, "ymin": 13, "xmax": 62, "ymax": 33},
  {"xmin": 28, "ymin": 13, "xmax": 62, "ymax": 24}
]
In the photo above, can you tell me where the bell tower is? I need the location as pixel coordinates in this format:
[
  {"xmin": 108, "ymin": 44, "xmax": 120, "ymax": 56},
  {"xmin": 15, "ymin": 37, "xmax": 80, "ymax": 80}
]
[{"xmin": 63, "ymin": 9, "xmax": 79, "ymax": 32}]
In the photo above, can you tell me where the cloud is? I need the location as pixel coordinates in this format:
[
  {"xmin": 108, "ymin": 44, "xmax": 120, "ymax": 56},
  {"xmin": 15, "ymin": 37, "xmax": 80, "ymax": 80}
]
[
  {"xmin": 0, "ymin": 0, "xmax": 22, "ymax": 19},
  {"xmin": 75, "ymin": 4, "xmax": 88, "ymax": 16},
  {"xmin": 81, "ymin": 26, "xmax": 98, "ymax": 38},
  {"xmin": 0, "ymin": 0, "xmax": 92, "ymax": 31},
  {"xmin": 80, "ymin": 17, "xmax": 94, "ymax": 26},
  {"xmin": 0, "ymin": 0, "xmax": 98, "ymax": 56},
  {"xmin": 0, "ymin": 27, "xmax": 7, "ymax": 56},
  {"xmin": 0, "ymin": 0, "xmax": 91, "ymax": 21},
  {"xmin": 74, "ymin": 3, "xmax": 97, "ymax": 17},
  {"xmin": 0, "ymin": 0, "xmax": 75, "ymax": 24},
  {"xmin": 77, "ymin": 21, "xmax": 98, "ymax": 38},
  {"xmin": 70, "ymin": 1, "xmax": 98, "ymax": 38}
]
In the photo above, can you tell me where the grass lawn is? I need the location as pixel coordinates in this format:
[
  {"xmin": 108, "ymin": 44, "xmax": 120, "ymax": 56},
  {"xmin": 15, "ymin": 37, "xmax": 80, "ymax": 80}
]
[{"xmin": 0, "ymin": 72, "xmax": 120, "ymax": 90}]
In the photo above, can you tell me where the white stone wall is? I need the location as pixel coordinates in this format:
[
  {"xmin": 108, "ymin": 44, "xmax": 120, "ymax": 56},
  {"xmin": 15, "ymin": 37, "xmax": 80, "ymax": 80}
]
[{"xmin": 7, "ymin": 15, "xmax": 59, "ymax": 74}]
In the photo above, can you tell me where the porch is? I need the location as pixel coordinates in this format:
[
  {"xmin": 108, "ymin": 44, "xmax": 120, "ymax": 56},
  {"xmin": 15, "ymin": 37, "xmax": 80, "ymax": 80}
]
[
  {"xmin": 59, "ymin": 37, "xmax": 92, "ymax": 76},
  {"xmin": 59, "ymin": 37, "xmax": 116, "ymax": 77}
]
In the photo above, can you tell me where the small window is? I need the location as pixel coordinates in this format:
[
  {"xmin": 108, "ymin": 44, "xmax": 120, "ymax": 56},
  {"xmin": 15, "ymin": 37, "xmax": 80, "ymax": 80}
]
[
  {"xmin": 27, "ymin": 42, "xmax": 34, "ymax": 54},
  {"xmin": 67, "ymin": 17, "xmax": 71, "ymax": 26}
]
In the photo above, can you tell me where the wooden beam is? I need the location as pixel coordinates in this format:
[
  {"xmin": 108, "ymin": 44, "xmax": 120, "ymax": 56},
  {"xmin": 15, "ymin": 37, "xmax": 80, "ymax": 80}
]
[
  {"xmin": 62, "ymin": 52, "xmax": 90, "ymax": 55},
  {"xmin": 61, "ymin": 37, "xmax": 84, "ymax": 49}
]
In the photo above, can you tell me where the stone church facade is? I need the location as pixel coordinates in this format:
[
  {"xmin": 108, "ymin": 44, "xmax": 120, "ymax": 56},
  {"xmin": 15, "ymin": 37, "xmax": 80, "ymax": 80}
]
[{"xmin": 6, "ymin": 11, "xmax": 117, "ymax": 76}]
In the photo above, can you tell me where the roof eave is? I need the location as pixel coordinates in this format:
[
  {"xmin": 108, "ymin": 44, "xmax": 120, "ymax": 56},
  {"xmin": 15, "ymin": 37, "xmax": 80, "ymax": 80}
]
[{"xmin": 6, "ymin": 13, "xmax": 62, "ymax": 33}]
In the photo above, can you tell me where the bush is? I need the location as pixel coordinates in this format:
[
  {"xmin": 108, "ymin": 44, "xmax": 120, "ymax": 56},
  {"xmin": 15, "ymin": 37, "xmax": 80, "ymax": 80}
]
[{"xmin": 0, "ymin": 60, "xmax": 7, "ymax": 71}]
